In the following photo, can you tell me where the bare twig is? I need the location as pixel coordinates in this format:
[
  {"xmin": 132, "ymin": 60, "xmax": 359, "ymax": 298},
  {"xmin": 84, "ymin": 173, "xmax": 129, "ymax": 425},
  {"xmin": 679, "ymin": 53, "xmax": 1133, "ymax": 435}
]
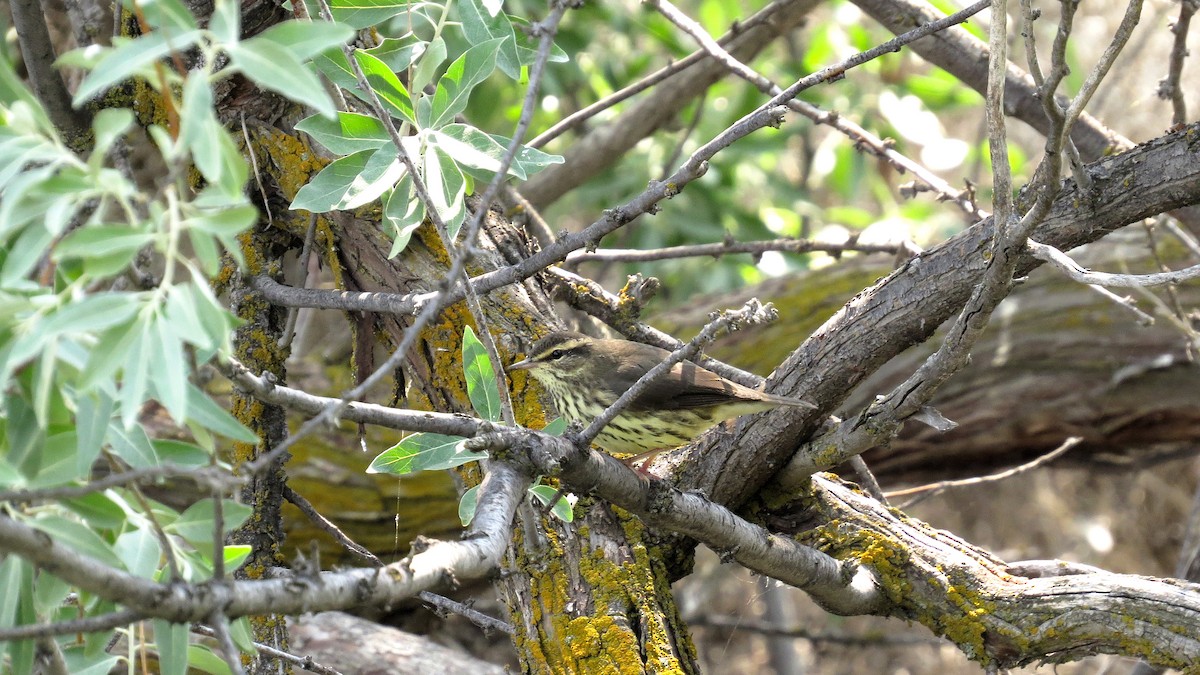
[
  {"xmin": 1027, "ymin": 239, "xmax": 1200, "ymax": 287},
  {"xmin": 526, "ymin": 0, "xmax": 801, "ymax": 149},
  {"xmin": 565, "ymin": 237, "xmax": 904, "ymax": 264},
  {"xmin": 1159, "ymin": 0, "xmax": 1197, "ymax": 126},
  {"xmin": 416, "ymin": 591, "xmax": 514, "ymax": 635},
  {"xmin": 543, "ymin": 266, "xmax": 765, "ymax": 388},
  {"xmin": 0, "ymin": 608, "xmax": 142, "ymax": 641},
  {"xmin": 220, "ymin": 357, "xmax": 489, "ymax": 437},
  {"xmin": 647, "ymin": 0, "xmax": 992, "ymax": 221},
  {"xmin": 283, "ymin": 485, "xmax": 385, "ymax": 567},
  {"xmin": 0, "ymin": 461, "xmax": 528, "ymax": 624},
  {"xmin": 575, "ymin": 300, "xmax": 782, "ymax": 448},
  {"xmin": 887, "ymin": 437, "xmax": 1082, "ymax": 509},
  {"xmin": 0, "ymin": 464, "xmax": 239, "ymax": 503},
  {"xmin": 1085, "ymin": 283, "xmax": 1154, "ymax": 326},
  {"xmin": 191, "ymin": 624, "xmax": 346, "ymax": 675},
  {"xmin": 278, "ymin": 213, "xmax": 319, "ymax": 349},
  {"xmin": 848, "ymin": 456, "xmax": 887, "ymax": 503},
  {"xmin": 206, "ymin": 611, "xmax": 248, "ymax": 675}
]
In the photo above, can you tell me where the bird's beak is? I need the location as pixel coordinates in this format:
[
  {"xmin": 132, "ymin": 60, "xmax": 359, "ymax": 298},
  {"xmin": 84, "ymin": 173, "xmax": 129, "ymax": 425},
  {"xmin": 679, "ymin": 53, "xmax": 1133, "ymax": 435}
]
[{"xmin": 507, "ymin": 357, "xmax": 535, "ymax": 372}]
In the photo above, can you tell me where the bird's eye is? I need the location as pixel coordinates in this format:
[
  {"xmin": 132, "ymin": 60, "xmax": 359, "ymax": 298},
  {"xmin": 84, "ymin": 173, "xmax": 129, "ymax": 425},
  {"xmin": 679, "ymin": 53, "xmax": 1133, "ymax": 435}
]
[{"xmin": 548, "ymin": 349, "xmax": 565, "ymax": 360}]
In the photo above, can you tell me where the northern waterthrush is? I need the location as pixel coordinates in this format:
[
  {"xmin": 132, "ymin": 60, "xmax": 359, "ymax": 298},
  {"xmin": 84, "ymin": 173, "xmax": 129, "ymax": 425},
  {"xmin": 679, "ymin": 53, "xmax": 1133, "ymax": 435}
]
[{"xmin": 508, "ymin": 332, "xmax": 816, "ymax": 467}]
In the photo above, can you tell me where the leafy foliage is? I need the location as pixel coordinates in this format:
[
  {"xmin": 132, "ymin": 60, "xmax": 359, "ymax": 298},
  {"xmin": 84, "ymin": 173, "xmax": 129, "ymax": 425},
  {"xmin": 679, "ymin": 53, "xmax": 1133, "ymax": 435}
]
[
  {"xmin": 368, "ymin": 326, "xmax": 573, "ymax": 523},
  {"xmin": 296, "ymin": 2, "xmax": 562, "ymax": 247}
]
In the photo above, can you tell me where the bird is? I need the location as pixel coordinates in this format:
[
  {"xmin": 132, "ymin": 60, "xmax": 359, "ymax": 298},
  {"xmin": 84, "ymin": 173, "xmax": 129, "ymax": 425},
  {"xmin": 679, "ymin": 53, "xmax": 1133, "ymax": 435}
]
[{"xmin": 507, "ymin": 331, "xmax": 816, "ymax": 469}]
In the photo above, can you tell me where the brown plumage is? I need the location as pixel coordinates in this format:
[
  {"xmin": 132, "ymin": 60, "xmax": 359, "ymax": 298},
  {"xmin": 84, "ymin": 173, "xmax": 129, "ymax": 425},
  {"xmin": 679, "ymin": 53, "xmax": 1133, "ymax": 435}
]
[{"xmin": 508, "ymin": 331, "xmax": 815, "ymax": 458}]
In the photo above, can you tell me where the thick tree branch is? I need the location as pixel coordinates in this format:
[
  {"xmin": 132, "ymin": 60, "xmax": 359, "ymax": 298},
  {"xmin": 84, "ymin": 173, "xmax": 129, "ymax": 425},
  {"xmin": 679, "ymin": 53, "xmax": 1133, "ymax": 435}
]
[
  {"xmin": 0, "ymin": 462, "xmax": 526, "ymax": 623},
  {"xmin": 673, "ymin": 121, "xmax": 1200, "ymax": 504}
]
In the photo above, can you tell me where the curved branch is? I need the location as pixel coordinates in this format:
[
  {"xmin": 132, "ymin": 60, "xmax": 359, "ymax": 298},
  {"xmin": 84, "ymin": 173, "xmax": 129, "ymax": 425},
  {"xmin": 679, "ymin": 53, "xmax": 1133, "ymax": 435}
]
[
  {"xmin": 672, "ymin": 121, "xmax": 1200, "ymax": 504},
  {"xmin": 783, "ymin": 475, "xmax": 1200, "ymax": 667},
  {"xmin": 0, "ymin": 463, "xmax": 526, "ymax": 624}
]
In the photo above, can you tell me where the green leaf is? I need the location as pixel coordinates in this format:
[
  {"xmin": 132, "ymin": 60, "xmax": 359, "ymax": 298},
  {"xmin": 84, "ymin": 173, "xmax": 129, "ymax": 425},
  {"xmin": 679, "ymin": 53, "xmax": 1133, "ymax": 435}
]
[
  {"xmin": 501, "ymin": 135, "xmax": 564, "ymax": 177},
  {"xmin": 430, "ymin": 124, "xmax": 522, "ymax": 180},
  {"xmin": 187, "ymin": 204, "xmax": 257, "ymax": 238},
  {"xmin": 153, "ymin": 619, "xmax": 189, "ymax": 675},
  {"xmin": 71, "ymin": 32, "xmax": 204, "ymax": 104},
  {"xmin": 54, "ymin": 225, "xmax": 154, "ymax": 262},
  {"xmin": 410, "ymin": 36, "xmax": 446, "ymax": 96},
  {"xmin": 327, "ymin": 0, "xmax": 423, "ymax": 29},
  {"xmin": 423, "ymin": 144, "xmax": 466, "ymax": 237},
  {"xmin": 63, "ymin": 491, "xmax": 129, "ymax": 531},
  {"xmin": 353, "ymin": 50, "xmax": 415, "ymax": 124},
  {"xmin": 427, "ymin": 38, "xmax": 502, "ymax": 129},
  {"xmin": 0, "ymin": 557, "xmax": 34, "ymax": 675},
  {"xmin": 228, "ymin": 38, "xmax": 335, "ymax": 118},
  {"xmin": 311, "ymin": 48, "xmax": 360, "ymax": 92},
  {"xmin": 165, "ymin": 498, "xmax": 253, "ymax": 558},
  {"xmin": 2, "ymin": 222, "xmax": 54, "ymax": 286},
  {"xmin": 457, "ymin": 484, "xmax": 478, "ymax": 526},
  {"xmin": 254, "ymin": 20, "xmax": 354, "ymax": 61},
  {"xmin": 107, "ymin": 422, "xmax": 160, "ymax": 470},
  {"xmin": 542, "ymin": 417, "xmax": 568, "ymax": 435},
  {"xmin": 458, "ymin": 0, "xmax": 521, "ymax": 79},
  {"xmin": 461, "ymin": 325, "xmax": 500, "ymax": 422},
  {"xmin": 296, "ymin": 112, "xmax": 390, "ymax": 155},
  {"xmin": 136, "ymin": 0, "xmax": 198, "ymax": 33},
  {"xmin": 75, "ymin": 391, "xmax": 114, "ymax": 474},
  {"xmin": 90, "ymin": 109, "xmax": 135, "ymax": 164},
  {"xmin": 528, "ymin": 484, "xmax": 575, "ymax": 522},
  {"xmin": 152, "ymin": 439, "xmax": 213, "ymax": 467},
  {"xmin": 368, "ymin": 432, "xmax": 483, "ymax": 475},
  {"xmin": 185, "ymin": 383, "xmax": 260, "ymax": 443},
  {"xmin": 180, "ymin": 75, "xmax": 216, "ymax": 162},
  {"xmin": 185, "ymin": 644, "xmax": 235, "ymax": 675},
  {"xmin": 5, "ymin": 392, "xmax": 44, "ymax": 477},
  {"xmin": 340, "ymin": 144, "xmax": 406, "ymax": 210},
  {"xmin": 366, "ymin": 35, "xmax": 428, "ymax": 71},
  {"xmin": 118, "ymin": 318, "xmax": 152, "ymax": 428},
  {"xmin": 223, "ymin": 545, "xmax": 252, "ymax": 571},
  {"xmin": 150, "ymin": 313, "xmax": 188, "ymax": 422},
  {"xmin": 208, "ymin": 0, "xmax": 241, "ymax": 45},
  {"xmin": 29, "ymin": 431, "xmax": 82, "ymax": 487},
  {"xmin": 30, "ymin": 514, "xmax": 125, "ymax": 568},
  {"xmin": 115, "ymin": 528, "xmax": 162, "ymax": 579},
  {"xmin": 290, "ymin": 149, "xmax": 372, "ymax": 213},
  {"xmin": 0, "ymin": 553, "xmax": 30, "ymax": 628},
  {"xmin": 383, "ymin": 174, "xmax": 424, "ymax": 257}
]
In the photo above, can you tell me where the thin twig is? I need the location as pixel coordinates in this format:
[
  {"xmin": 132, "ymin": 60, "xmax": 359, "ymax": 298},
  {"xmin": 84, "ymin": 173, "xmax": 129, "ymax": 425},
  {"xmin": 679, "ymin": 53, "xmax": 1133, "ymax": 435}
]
[
  {"xmin": 576, "ymin": 300, "xmax": 780, "ymax": 448},
  {"xmin": 279, "ymin": 213, "xmax": 319, "ymax": 349},
  {"xmin": 566, "ymin": 237, "xmax": 904, "ymax": 264},
  {"xmin": 192, "ymin": 624, "xmax": 346, "ymax": 675},
  {"xmin": 1060, "ymin": 0, "xmax": 1143, "ymax": 142},
  {"xmin": 1085, "ymin": 283, "xmax": 1154, "ymax": 326},
  {"xmin": 206, "ymin": 611, "xmax": 248, "ymax": 675},
  {"xmin": 416, "ymin": 591, "xmax": 514, "ymax": 635},
  {"xmin": 648, "ymin": 0, "xmax": 992, "ymax": 221},
  {"xmin": 0, "ymin": 608, "xmax": 143, "ymax": 641},
  {"xmin": 1027, "ymin": 239, "xmax": 1200, "ymax": 287},
  {"xmin": 1159, "ymin": 0, "xmax": 1197, "ymax": 126},
  {"xmin": 887, "ymin": 436, "xmax": 1081, "ymax": 509},
  {"xmin": 283, "ymin": 485, "xmax": 385, "ymax": 567},
  {"xmin": 848, "ymin": 456, "xmax": 887, "ymax": 504},
  {"xmin": 526, "ymin": 0, "xmax": 798, "ymax": 149},
  {"xmin": 544, "ymin": 266, "xmax": 764, "ymax": 388},
  {"xmin": 0, "ymin": 464, "xmax": 239, "ymax": 503}
]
